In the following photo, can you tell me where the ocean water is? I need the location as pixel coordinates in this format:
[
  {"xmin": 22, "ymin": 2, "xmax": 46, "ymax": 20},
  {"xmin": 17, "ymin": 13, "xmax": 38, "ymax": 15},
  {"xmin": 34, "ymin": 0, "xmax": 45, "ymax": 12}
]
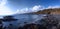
[{"xmin": 2, "ymin": 14, "xmax": 46, "ymax": 27}]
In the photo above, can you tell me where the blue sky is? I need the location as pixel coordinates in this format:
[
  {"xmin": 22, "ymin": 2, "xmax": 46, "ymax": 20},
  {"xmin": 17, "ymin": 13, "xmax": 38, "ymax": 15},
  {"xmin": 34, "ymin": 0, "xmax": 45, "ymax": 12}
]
[
  {"xmin": 6, "ymin": 0, "xmax": 60, "ymax": 12},
  {"xmin": 0, "ymin": 0, "xmax": 60, "ymax": 15},
  {"xmin": 7, "ymin": 0, "xmax": 60, "ymax": 9}
]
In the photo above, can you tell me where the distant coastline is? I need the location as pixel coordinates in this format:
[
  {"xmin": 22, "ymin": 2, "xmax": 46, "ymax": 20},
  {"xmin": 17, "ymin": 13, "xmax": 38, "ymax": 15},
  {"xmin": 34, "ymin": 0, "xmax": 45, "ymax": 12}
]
[{"xmin": 29, "ymin": 8, "xmax": 60, "ymax": 15}]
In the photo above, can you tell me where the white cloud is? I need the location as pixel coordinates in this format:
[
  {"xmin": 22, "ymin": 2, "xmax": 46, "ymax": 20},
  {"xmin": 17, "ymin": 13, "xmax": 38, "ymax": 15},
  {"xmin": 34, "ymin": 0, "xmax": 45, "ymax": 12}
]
[
  {"xmin": 0, "ymin": 0, "xmax": 7, "ymax": 6},
  {"xmin": 15, "ymin": 5, "xmax": 60, "ymax": 14},
  {"xmin": 0, "ymin": 6, "xmax": 15, "ymax": 15},
  {"xmin": 1, "ymin": 0, "xmax": 60, "ymax": 15},
  {"xmin": 32, "ymin": 5, "xmax": 42, "ymax": 11},
  {"xmin": 16, "ymin": 5, "xmax": 44, "ymax": 14},
  {"xmin": 0, "ymin": 0, "xmax": 15, "ymax": 15},
  {"xmin": 16, "ymin": 8, "xmax": 29, "ymax": 14},
  {"xmin": 46, "ymin": 6, "xmax": 60, "ymax": 9}
]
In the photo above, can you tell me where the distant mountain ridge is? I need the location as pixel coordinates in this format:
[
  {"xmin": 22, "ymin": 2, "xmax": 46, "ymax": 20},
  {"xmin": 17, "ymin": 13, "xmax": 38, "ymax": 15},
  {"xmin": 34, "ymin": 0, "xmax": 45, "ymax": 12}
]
[{"xmin": 30, "ymin": 8, "xmax": 60, "ymax": 14}]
